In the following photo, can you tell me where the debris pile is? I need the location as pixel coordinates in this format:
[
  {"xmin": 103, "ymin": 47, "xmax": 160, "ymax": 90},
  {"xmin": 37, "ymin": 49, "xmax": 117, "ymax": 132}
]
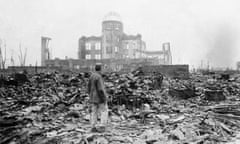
[
  {"xmin": 0, "ymin": 71, "xmax": 240, "ymax": 143},
  {"xmin": 105, "ymin": 72, "xmax": 162, "ymax": 109}
]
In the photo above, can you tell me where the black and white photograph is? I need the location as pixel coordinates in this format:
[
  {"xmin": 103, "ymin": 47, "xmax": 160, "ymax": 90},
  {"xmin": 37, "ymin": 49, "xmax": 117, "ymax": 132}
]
[{"xmin": 1, "ymin": 0, "xmax": 240, "ymax": 143}]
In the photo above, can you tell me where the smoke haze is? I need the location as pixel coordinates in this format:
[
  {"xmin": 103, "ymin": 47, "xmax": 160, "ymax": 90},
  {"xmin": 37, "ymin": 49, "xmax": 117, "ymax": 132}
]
[{"xmin": 0, "ymin": 0, "xmax": 240, "ymax": 69}]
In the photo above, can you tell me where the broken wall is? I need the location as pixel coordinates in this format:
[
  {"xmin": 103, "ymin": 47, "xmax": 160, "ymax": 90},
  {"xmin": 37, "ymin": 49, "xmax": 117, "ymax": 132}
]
[{"xmin": 141, "ymin": 65, "xmax": 189, "ymax": 79}]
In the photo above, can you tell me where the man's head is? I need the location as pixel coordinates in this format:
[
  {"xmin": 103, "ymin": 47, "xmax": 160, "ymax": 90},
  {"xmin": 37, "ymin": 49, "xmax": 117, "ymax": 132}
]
[{"xmin": 95, "ymin": 64, "xmax": 102, "ymax": 72}]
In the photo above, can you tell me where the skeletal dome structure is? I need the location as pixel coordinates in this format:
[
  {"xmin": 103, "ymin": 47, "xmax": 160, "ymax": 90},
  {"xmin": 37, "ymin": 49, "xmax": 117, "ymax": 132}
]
[
  {"xmin": 103, "ymin": 12, "xmax": 122, "ymax": 22},
  {"xmin": 102, "ymin": 12, "xmax": 123, "ymax": 59},
  {"xmin": 102, "ymin": 11, "xmax": 123, "ymax": 32}
]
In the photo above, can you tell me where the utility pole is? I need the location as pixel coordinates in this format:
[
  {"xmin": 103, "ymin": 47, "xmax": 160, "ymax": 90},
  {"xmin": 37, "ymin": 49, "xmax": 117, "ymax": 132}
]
[
  {"xmin": 0, "ymin": 39, "xmax": 7, "ymax": 69},
  {"xmin": 18, "ymin": 43, "xmax": 27, "ymax": 66},
  {"xmin": 207, "ymin": 61, "xmax": 209, "ymax": 71},
  {"xmin": 18, "ymin": 43, "xmax": 23, "ymax": 66},
  {"xmin": 10, "ymin": 49, "xmax": 14, "ymax": 66},
  {"xmin": 3, "ymin": 40, "xmax": 6, "ymax": 69},
  {"xmin": 35, "ymin": 60, "xmax": 38, "ymax": 73},
  {"xmin": 200, "ymin": 60, "xmax": 203, "ymax": 70}
]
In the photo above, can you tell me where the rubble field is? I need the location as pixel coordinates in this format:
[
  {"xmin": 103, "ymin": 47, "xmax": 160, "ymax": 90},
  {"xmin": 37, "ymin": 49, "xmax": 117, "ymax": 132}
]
[{"xmin": 1, "ymin": 71, "xmax": 240, "ymax": 144}]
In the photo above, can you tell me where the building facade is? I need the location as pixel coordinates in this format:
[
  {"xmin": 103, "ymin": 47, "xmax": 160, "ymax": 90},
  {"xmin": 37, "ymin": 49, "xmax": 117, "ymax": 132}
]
[
  {"xmin": 122, "ymin": 34, "xmax": 146, "ymax": 59},
  {"xmin": 78, "ymin": 12, "xmax": 146, "ymax": 60},
  {"xmin": 102, "ymin": 13, "xmax": 123, "ymax": 59},
  {"xmin": 78, "ymin": 36, "xmax": 102, "ymax": 60},
  {"xmin": 44, "ymin": 12, "xmax": 172, "ymax": 71}
]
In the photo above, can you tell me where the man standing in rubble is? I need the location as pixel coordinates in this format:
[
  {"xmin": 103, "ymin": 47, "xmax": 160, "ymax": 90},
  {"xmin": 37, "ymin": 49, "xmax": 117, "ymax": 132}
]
[{"xmin": 88, "ymin": 64, "xmax": 108, "ymax": 132}]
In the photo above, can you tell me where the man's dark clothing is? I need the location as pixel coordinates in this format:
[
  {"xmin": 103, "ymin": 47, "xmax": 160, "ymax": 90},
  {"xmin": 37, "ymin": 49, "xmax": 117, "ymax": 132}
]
[
  {"xmin": 88, "ymin": 72, "xmax": 107, "ymax": 104},
  {"xmin": 88, "ymin": 72, "xmax": 108, "ymax": 128}
]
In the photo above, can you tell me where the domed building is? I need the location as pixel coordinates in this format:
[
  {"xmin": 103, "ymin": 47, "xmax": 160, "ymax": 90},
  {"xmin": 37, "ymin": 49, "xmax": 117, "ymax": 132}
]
[
  {"xmin": 102, "ymin": 12, "xmax": 123, "ymax": 59},
  {"xmin": 78, "ymin": 12, "xmax": 146, "ymax": 61},
  {"xmin": 44, "ymin": 12, "xmax": 172, "ymax": 71},
  {"xmin": 103, "ymin": 12, "xmax": 122, "ymax": 22}
]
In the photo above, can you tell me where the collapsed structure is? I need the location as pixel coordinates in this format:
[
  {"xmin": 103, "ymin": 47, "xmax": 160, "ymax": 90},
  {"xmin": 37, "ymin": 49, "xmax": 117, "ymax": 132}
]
[
  {"xmin": 41, "ymin": 36, "xmax": 51, "ymax": 66},
  {"xmin": 237, "ymin": 61, "xmax": 240, "ymax": 71},
  {"xmin": 1, "ymin": 69, "xmax": 240, "ymax": 143},
  {"xmin": 44, "ymin": 12, "xmax": 172, "ymax": 71}
]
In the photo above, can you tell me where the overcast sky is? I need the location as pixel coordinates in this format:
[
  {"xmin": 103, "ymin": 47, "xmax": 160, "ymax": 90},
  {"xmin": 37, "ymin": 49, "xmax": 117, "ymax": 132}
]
[{"xmin": 0, "ymin": 0, "xmax": 240, "ymax": 69}]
